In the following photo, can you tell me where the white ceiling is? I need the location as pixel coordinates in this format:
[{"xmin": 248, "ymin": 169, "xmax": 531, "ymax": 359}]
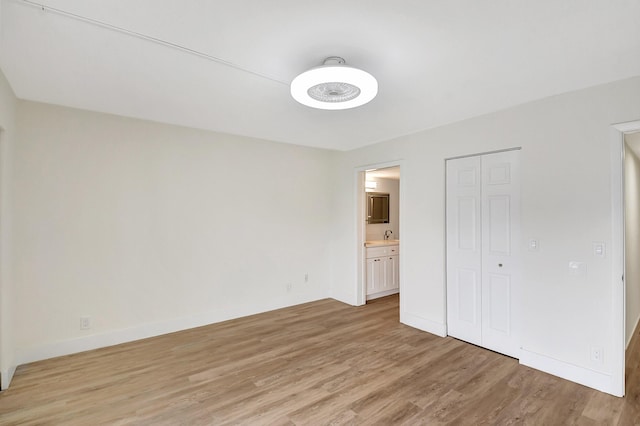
[{"xmin": 2, "ymin": 0, "xmax": 639, "ymax": 151}]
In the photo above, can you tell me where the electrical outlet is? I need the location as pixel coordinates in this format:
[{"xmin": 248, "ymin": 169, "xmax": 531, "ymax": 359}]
[
  {"xmin": 80, "ymin": 316, "xmax": 92, "ymax": 330},
  {"xmin": 286, "ymin": 283, "xmax": 292, "ymax": 292},
  {"xmin": 590, "ymin": 346, "xmax": 603, "ymax": 364},
  {"xmin": 304, "ymin": 273, "xmax": 309, "ymax": 283}
]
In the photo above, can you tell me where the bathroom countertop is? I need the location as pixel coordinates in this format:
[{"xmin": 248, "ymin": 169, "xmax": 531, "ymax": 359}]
[{"xmin": 365, "ymin": 239, "xmax": 400, "ymax": 247}]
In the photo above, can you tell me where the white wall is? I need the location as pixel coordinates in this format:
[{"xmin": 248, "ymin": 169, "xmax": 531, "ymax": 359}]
[
  {"xmin": 365, "ymin": 177, "xmax": 399, "ymax": 241},
  {"xmin": 12, "ymin": 101, "xmax": 335, "ymax": 364},
  {"xmin": 625, "ymin": 134, "xmax": 640, "ymax": 347},
  {"xmin": 330, "ymin": 76, "xmax": 640, "ymax": 395},
  {"xmin": 4, "ymin": 69, "xmax": 640, "ymax": 397},
  {"xmin": 0, "ymin": 67, "xmax": 17, "ymax": 389}
]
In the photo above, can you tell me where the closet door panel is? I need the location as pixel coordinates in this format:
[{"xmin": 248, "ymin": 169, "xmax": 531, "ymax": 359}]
[
  {"xmin": 481, "ymin": 151, "xmax": 520, "ymax": 358},
  {"xmin": 446, "ymin": 156, "xmax": 482, "ymax": 346}
]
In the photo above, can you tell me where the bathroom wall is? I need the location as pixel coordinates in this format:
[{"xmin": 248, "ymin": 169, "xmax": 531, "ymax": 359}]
[
  {"xmin": 0, "ymin": 66, "xmax": 17, "ymax": 389},
  {"xmin": 365, "ymin": 177, "xmax": 399, "ymax": 241},
  {"xmin": 625, "ymin": 133, "xmax": 640, "ymax": 347}
]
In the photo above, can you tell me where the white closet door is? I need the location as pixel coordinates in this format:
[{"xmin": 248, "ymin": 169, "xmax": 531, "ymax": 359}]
[
  {"xmin": 446, "ymin": 150, "xmax": 520, "ymax": 358},
  {"xmin": 481, "ymin": 151, "xmax": 520, "ymax": 358},
  {"xmin": 446, "ymin": 156, "xmax": 482, "ymax": 346}
]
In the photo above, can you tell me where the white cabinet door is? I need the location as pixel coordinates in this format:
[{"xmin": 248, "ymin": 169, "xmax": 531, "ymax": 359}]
[
  {"xmin": 446, "ymin": 156, "xmax": 483, "ymax": 346},
  {"xmin": 382, "ymin": 256, "xmax": 393, "ymax": 291},
  {"xmin": 384, "ymin": 255, "xmax": 399, "ymax": 291},
  {"xmin": 367, "ymin": 253, "xmax": 399, "ymax": 295},
  {"xmin": 366, "ymin": 258, "xmax": 383, "ymax": 294},
  {"xmin": 446, "ymin": 150, "xmax": 520, "ymax": 358}
]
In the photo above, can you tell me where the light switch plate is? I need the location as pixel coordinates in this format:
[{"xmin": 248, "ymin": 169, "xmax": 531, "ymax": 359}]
[{"xmin": 528, "ymin": 239, "xmax": 539, "ymax": 251}]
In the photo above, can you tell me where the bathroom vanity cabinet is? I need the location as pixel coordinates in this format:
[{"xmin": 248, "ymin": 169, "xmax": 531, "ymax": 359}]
[{"xmin": 365, "ymin": 243, "xmax": 399, "ymax": 300}]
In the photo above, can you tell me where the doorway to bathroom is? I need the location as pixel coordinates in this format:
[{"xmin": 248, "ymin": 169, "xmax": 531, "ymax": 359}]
[
  {"xmin": 364, "ymin": 167, "xmax": 400, "ymax": 302},
  {"xmin": 611, "ymin": 119, "xmax": 640, "ymax": 396},
  {"xmin": 355, "ymin": 162, "xmax": 402, "ymax": 308}
]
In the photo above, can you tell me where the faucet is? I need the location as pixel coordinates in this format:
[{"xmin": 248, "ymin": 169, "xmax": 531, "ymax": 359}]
[{"xmin": 384, "ymin": 230, "xmax": 393, "ymax": 240}]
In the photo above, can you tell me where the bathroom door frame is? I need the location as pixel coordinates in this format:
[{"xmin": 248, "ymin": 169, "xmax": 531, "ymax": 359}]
[
  {"xmin": 611, "ymin": 119, "xmax": 640, "ymax": 397},
  {"xmin": 355, "ymin": 160, "xmax": 403, "ymax": 307},
  {"xmin": 0, "ymin": 127, "xmax": 9, "ymax": 390}
]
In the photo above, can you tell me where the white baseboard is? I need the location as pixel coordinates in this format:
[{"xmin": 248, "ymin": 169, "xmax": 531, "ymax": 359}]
[
  {"xmin": 400, "ymin": 310, "xmax": 447, "ymax": 337},
  {"xmin": 366, "ymin": 288, "xmax": 399, "ymax": 301},
  {"xmin": 1, "ymin": 364, "xmax": 16, "ymax": 390},
  {"xmin": 519, "ymin": 348, "xmax": 619, "ymax": 396},
  {"xmin": 8, "ymin": 298, "xmax": 622, "ymax": 398},
  {"xmin": 16, "ymin": 294, "xmax": 326, "ymax": 368},
  {"xmin": 329, "ymin": 291, "xmax": 357, "ymax": 306}
]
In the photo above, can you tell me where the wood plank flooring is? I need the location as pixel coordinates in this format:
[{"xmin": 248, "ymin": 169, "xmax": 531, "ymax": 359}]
[{"xmin": 1, "ymin": 294, "xmax": 639, "ymax": 425}]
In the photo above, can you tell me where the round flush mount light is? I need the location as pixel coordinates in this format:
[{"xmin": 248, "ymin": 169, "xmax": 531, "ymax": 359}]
[{"xmin": 290, "ymin": 57, "xmax": 378, "ymax": 110}]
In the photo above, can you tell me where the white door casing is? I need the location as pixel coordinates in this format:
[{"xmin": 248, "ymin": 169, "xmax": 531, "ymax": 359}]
[{"xmin": 446, "ymin": 150, "xmax": 521, "ymax": 358}]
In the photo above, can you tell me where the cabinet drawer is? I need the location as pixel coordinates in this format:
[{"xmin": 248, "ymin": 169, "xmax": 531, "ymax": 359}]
[{"xmin": 366, "ymin": 245, "xmax": 399, "ymax": 258}]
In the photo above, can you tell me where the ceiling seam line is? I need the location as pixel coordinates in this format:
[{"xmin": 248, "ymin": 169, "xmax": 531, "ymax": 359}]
[{"xmin": 13, "ymin": 0, "xmax": 290, "ymax": 86}]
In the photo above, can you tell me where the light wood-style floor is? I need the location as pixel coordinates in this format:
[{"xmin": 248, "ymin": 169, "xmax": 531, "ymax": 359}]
[{"xmin": 1, "ymin": 294, "xmax": 639, "ymax": 425}]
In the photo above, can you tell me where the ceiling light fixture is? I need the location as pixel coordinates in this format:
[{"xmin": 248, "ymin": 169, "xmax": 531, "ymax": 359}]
[{"xmin": 290, "ymin": 57, "xmax": 378, "ymax": 110}]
